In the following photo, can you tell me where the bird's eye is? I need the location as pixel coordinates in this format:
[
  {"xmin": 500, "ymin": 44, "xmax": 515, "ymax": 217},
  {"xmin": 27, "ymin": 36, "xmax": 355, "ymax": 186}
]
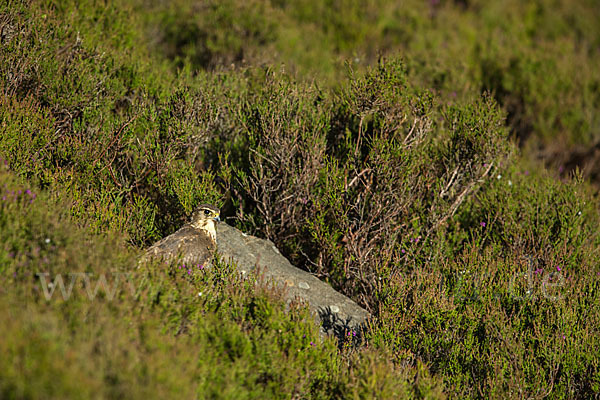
[{"xmin": 203, "ymin": 209, "xmax": 211, "ymax": 216}]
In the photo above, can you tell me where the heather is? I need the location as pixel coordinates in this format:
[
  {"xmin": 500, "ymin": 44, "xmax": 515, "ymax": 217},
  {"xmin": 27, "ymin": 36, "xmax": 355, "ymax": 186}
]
[{"xmin": 1, "ymin": 0, "xmax": 599, "ymax": 398}]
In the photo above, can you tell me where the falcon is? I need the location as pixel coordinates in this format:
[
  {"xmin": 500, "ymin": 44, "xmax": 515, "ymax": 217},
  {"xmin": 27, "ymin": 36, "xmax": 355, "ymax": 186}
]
[{"xmin": 142, "ymin": 204, "xmax": 221, "ymax": 267}]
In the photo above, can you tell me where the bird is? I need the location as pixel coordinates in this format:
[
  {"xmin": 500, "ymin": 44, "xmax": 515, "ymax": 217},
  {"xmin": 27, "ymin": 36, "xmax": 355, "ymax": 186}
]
[{"xmin": 142, "ymin": 204, "xmax": 221, "ymax": 267}]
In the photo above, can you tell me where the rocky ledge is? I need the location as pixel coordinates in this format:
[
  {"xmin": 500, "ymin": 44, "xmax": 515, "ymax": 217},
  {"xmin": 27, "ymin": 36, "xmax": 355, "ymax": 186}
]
[{"xmin": 217, "ymin": 223, "xmax": 370, "ymax": 339}]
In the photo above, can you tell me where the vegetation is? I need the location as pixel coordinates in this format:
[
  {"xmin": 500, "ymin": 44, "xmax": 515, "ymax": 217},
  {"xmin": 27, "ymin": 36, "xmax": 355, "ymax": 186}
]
[{"xmin": 1, "ymin": 0, "xmax": 599, "ymax": 398}]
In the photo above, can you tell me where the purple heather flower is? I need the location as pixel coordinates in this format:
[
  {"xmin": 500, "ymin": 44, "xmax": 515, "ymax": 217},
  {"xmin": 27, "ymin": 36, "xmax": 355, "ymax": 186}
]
[
  {"xmin": 556, "ymin": 266, "xmax": 562, "ymax": 272},
  {"xmin": 480, "ymin": 222, "xmax": 486, "ymax": 227},
  {"xmin": 401, "ymin": 249, "xmax": 406, "ymax": 254}
]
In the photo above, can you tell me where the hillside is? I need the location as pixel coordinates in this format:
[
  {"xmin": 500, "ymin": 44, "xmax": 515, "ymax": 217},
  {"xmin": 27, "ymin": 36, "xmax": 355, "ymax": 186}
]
[{"xmin": 1, "ymin": 0, "xmax": 600, "ymax": 398}]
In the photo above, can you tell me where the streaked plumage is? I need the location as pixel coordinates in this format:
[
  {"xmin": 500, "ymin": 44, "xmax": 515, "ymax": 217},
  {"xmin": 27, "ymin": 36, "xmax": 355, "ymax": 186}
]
[{"xmin": 143, "ymin": 204, "xmax": 220, "ymax": 266}]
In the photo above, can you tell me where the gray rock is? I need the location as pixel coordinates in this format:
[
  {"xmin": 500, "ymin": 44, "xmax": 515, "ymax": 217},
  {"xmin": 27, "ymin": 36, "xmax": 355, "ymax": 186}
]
[{"xmin": 216, "ymin": 223, "xmax": 370, "ymax": 338}]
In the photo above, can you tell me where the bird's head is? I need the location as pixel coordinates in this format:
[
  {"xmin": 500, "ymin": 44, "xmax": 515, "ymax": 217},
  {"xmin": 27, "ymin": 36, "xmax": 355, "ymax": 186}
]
[{"xmin": 190, "ymin": 204, "xmax": 221, "ymax": 235}]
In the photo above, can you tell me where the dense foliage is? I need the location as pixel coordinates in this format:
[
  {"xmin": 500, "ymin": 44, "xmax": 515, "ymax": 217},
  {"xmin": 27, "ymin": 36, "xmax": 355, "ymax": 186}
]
[{"xmin": 1, "ymin": 0, "xmax": 599, "ymax": 398}]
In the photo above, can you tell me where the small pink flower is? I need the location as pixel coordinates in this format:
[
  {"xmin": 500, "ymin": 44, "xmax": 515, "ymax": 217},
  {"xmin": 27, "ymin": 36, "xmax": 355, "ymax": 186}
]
[
  {"xmin": 556, "ymin": 266, "xmax": 562, "ymax": 272},
  {"xmin": 480, "ymin": 222, "xmax": 486, "ymax": 227}
]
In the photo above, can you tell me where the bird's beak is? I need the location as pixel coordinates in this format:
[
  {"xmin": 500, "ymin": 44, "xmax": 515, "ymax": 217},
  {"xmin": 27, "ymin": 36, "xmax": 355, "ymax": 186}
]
[{"xmin": 214, "ymin": 215, "xmax": 221, "ymax": 223}]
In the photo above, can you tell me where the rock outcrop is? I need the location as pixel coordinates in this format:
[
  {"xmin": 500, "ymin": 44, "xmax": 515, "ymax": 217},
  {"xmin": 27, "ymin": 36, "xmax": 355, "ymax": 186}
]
[{"xmin": 217, "ymin": 223, "xmax": 370, "ymax": 338}]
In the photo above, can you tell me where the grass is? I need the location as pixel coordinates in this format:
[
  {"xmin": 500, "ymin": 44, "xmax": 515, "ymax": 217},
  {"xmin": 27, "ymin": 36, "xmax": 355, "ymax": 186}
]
[{"xmin": 1, "ymin": 0, "xmax": 599, "ymax": 398}]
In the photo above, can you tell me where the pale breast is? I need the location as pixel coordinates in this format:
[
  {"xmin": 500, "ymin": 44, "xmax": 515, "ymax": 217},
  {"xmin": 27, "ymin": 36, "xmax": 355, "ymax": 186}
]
[{"xmin": 143, "ymin": 224, "xmax": 216, "ymax": 267}]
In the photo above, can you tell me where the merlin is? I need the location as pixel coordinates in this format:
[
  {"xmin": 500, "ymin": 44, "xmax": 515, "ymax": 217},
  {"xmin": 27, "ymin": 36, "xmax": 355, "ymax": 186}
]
[{"xmin": 143, "ymin": 204, "xmax": 221, "ymax": 267}]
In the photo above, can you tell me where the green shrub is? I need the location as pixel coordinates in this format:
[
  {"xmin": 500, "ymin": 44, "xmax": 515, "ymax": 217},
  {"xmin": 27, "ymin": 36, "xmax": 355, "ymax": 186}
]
[
  {"xmin": 153, "ymin": 0, "xmax": 277, "ymax": 70},
  {"xmin": 0, "ymin": 164, "xmax": 440, "ymax": 399},
  {"xmin": 2, "ymin": 0, "xmax": 600, "ymax": 398},
  {"xmin": 142, "ymin": 0, "xmax": 600, "ymax": 146},
  {"xmin": 231, "ymin": 59, "xmax": 511, "ymax": 306},
  {"xmin": 368, "ymin": 164, "xmax": 600, "ymax": 397},
  {"xmin": 0, "ymin": 1, "xmax": 227, "ymax": 245}
]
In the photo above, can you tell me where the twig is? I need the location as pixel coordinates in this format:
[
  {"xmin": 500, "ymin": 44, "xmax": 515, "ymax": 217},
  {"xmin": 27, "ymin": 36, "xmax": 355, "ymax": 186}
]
[
  {"xmin": 249, "ymin": 147, "xmax": 277, "ymax": 167},
  {"xmin": 439, "ymin": 166, "xmax": 460, "ymax": 197},
  {"xmin": 107, "ymin": 164, "xmax": 122, "ymax": 187},
  {"xmin": 346, "ymin": 168, "xmax": 371, "ymax": 191},
  {"xmin": 354, "ymin": 114, "xmax": 365, "ymax": 158},
  {"xmin": 433, "ymin": 162, "xmax": 494, "ymax": 231},
  {"xmin": 403, "ymin": 116, "xmax": 417, "ymax": 145},
  {"xmin": 93, "ymin": 115, "xmax": 137, "ymax": 165}
]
